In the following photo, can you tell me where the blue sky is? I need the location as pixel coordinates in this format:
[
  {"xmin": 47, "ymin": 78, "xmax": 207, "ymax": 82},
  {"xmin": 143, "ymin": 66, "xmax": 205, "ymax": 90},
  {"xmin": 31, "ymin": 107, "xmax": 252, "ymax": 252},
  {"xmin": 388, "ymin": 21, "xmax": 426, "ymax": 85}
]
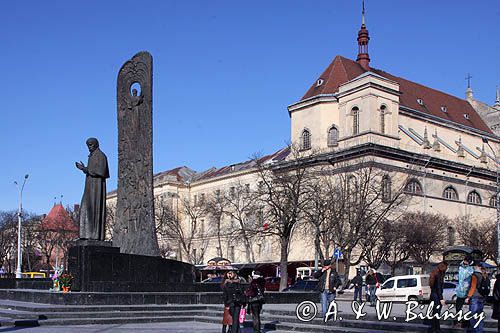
[{"xmin": 1, "ymin": 1, "xmax": 499, "ymax": 214}]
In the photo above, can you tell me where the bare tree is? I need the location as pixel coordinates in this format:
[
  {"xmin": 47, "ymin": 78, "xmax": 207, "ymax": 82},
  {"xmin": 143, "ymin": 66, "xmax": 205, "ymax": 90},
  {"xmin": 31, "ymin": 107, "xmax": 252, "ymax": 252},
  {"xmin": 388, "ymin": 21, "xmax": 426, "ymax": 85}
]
[
  {"xmin": 206, "ymin": 191, "xmax": 227, "ymax": 258},
  {"xmin": 383, "ymin": 219, "xmax": 411, "ymax": 275},
  {"xmin": 223, "ymin": 182, "xmax": 259, "ymax": 262},
  {"xmin": 308, "ymin": 162, "xmax": 409, "ymax": 283},
  {"xmin": 255, "ymin": 145, "xmax": 313, "ymax": 291},
  {"xmin": 455, "ymin": 215, "xmax": 497, "ymax": 265},
  {"xmin": 155, "ymin": 195, "xmax": 210, "ymax": 264},
  {"xmin": 105, "ymin": 201, "xmax": 116, "ymax": 241},
  {"xmin": 404, "ymin": 212, "xmax": 448, "ymax": 272},
  {"xmin": 0, "ymin": 211, "xmax": 18, "ymax": 274}
]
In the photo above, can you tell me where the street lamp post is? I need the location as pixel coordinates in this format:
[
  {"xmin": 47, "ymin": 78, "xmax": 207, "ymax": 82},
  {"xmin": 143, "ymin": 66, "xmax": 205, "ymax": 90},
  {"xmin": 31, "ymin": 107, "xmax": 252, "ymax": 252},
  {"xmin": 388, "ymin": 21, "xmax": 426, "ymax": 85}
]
[
  {"xmin": 14, "ymin": 174, "xmax": 29, "ymax": 279},
  {"xmin": 482, "ymin": 138, "xmax": 500, "ymax": 265}
]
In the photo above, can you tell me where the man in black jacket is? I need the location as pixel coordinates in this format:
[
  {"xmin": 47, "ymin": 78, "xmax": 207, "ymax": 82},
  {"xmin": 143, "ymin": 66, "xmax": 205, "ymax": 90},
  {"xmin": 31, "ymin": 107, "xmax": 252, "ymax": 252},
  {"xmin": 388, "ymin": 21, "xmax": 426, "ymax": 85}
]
[
  {"xmin": 352, "ymin": 271, "xmax": 363, "ymax": 303},
  {"xmin": 314, "ymin": 260, "xmax": 342, "ymax": 317}
]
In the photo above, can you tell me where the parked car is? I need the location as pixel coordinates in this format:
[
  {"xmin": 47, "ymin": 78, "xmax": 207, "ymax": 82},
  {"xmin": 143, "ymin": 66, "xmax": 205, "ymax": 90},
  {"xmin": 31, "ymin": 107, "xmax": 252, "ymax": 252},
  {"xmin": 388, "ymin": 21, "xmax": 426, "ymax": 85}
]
[
  {"xmin": 201, "ymin": 276, "xmax": 224, "ymax": 283},
  {"xmin": 443, "ymin": 281, "xmax": 457, "ymax": 301},
  {"xmin": 265, "ymin": 277, "xmax": 281, "ymax": 291},
  {"xmin": 282, "ymin": 279, "xmax": 319, "ymax": 292},
  {"xmin": 376, "ymin": 275, "xmax": 431, "ymax": 302}
]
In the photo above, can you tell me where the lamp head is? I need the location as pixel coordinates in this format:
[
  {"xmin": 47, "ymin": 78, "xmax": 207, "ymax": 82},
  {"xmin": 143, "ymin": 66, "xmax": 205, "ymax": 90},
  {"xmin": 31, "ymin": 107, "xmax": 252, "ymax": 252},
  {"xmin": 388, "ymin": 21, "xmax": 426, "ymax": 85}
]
[{"xmin": 482, "ymin": 137, "xmax": 489, "ymax": 144}]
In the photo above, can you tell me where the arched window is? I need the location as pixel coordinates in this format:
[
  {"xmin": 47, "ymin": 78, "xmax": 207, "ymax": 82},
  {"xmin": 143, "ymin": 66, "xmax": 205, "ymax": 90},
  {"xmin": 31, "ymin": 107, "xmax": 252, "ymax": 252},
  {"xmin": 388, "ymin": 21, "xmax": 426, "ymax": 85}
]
[
  {"xmin": 467, "ymin": 191, "xmax": 482, "ymax": 205},
  {"xmin": 301, "ymin": 129, "xmax": 311, "ymax": 150},
  {"xmin": 443, "ymin": 186, "xmax": 459, "ymax": 201},
  {"xmin": 328, "ymin": 126, "xmax": 339, "ymax": 147},
  {"xmin": 382, "ymin": 175, "xmax": 392, "ymax": 202},
  {"xmin": 404, "ymin": 179, "xmax": 422, "ymax": 194},
  {"xmin": 490, "ymin": 195, "xmax": 498, "ymax": 207},
  {"xmin": 380, "ymin": 105, "xmax": 387, "ymax": 134},
  {"xmin": 352, "ymin": 107, "xmax": 360, "ymax": 135}
]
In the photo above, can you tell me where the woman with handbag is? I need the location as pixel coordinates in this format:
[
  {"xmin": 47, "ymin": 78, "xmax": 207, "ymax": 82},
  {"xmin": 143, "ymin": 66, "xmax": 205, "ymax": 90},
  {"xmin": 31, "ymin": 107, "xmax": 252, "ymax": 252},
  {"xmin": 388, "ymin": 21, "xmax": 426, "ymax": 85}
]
[
  {"xmin": 223, "ymin": 270, "xmax": 246, "ymax": 333},
  {"xmin": 246, "ymin": 271, "xmax": 266, "ymax": 333},
  {"xmin": 220, "ymin": 272, "xmax": 233, "ymax": 333}
]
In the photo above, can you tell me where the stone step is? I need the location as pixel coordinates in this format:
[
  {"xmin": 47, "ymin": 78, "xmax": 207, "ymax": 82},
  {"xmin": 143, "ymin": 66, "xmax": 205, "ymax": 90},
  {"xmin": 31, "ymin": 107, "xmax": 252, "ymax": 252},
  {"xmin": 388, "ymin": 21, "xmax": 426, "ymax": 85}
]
[{"xmin": 0, "ymin": 300, "xmax": 215, "ymax": 313}]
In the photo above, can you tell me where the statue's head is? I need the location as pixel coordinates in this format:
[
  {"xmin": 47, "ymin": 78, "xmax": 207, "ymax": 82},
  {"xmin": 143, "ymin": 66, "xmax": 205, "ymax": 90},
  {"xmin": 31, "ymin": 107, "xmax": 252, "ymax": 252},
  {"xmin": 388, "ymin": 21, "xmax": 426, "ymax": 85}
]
[
  {"xmin": 132, "ymin": 89, "xmax": 138, "ymax": 96},
  {"xmin": 86, "ymin": 137, "xmax": 99, "ymax": 152}
]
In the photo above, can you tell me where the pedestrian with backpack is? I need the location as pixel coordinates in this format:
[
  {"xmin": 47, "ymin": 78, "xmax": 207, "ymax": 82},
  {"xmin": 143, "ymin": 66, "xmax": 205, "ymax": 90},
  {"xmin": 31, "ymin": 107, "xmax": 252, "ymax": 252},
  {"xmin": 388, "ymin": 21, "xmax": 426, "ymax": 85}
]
[
  {"xmin": 454, "ymin": 255, "xmax": 474, "ymax": 328},
  {"xmin": 465, "ymin": 260, "xmax": 489, "ymax": 333}
]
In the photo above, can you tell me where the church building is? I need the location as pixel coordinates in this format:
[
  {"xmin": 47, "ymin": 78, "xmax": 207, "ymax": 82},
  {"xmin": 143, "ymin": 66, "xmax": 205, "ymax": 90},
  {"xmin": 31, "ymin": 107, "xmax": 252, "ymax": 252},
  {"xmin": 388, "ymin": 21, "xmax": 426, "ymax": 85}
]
[{"xmin": 107, "ymin": 6, "xmax": 499, "ymax": 275}]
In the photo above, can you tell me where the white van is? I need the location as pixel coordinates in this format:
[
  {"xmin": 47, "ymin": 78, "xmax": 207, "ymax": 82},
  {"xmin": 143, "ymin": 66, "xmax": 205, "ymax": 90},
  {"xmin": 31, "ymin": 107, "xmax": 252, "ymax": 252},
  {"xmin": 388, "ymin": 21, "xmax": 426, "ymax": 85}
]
[{"xmin": 376, "ymin": 275, "xmax": 431, "ymax": 302}]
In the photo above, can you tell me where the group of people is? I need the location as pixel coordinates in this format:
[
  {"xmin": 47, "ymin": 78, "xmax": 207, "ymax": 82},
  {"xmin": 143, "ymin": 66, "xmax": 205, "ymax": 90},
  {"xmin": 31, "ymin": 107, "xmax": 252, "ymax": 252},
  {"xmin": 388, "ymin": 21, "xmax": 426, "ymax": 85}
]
[
  {"xmin": 429, "ymin": 257, "xmax": 500, "ymax": 333},
  {"xmin": 221, "ymin": 270, "xmax": 266, "ymax": 333}
]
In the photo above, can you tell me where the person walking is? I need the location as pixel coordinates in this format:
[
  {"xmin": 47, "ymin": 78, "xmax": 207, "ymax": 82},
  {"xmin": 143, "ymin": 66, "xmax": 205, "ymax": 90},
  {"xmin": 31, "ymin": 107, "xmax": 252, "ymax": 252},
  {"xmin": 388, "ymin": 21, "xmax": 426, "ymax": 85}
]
[
  {"xmin": 428, "ymin": 261, "xmax": 448, "ymax": 333},
  {"xmin": 352, "ymin": 270, "xmax": 363, "ymax": 303},
  {"xmin": 465, "ymin": 260, "xmax": 487, "ymax": 333},
  {"xmin": 455, "ymin": 255, "xmax": 473, "ymax": 328},
  {"xmin": 221, "ymin": 272, "xmax": 234, "ymax": 333},
  {"xmin": 246, "ymin": 271, "xmax": 266, "ymax": 333},
  {"xmin": 314, "ymin": 260, "xmax": 342, "ymax": 317},
  {"xmin": 365, "ymin": 269, "xmax": 377, "ymax": 307},
  {"xmin": 223, "ymin": 271, "xmax": 246, "ymax": 333},
  {"xmin": 492, "ymin": 271, "xmax": 500, "ymax": 332}
]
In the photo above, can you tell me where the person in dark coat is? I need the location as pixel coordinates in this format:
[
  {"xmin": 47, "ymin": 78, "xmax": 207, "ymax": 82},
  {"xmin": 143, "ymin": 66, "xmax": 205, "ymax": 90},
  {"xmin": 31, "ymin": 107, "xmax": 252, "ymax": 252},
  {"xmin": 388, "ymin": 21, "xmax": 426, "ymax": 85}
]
[
  {"xmin": 492, "ymin": 272, "xmax": 500, "ymax": 332},
  {"xmin": 223, "ymin": 271, "xmax": 246, "ymax": 333},
  {"xmin": 220, "ymin": 272, "xmax": 233, "ymax": 333},
  {"xmin": 428, "ymin": 261, "xmax": 448, "ymax": 333},
  {"xmin": 246, "ymin": 271, "xmax": 266, "ymax": 333},
  {"xmin": 352, "ymin": 271, "xmax": 363, "ymax": 303},
  {"xmin": 314, "ymin": 260, "xmax": 342, "ymax": 317},
  {"xmin": 365, "ymin": 269, "xmax": 378, "ymax": 306}
]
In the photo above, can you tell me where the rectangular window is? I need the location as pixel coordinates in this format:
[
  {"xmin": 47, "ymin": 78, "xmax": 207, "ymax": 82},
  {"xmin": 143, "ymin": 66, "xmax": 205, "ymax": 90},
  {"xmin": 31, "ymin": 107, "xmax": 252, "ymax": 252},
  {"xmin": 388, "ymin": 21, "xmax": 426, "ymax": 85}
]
[{"xmin": 229, "ymin": 246, "xmax": 235, "ymax": 262}]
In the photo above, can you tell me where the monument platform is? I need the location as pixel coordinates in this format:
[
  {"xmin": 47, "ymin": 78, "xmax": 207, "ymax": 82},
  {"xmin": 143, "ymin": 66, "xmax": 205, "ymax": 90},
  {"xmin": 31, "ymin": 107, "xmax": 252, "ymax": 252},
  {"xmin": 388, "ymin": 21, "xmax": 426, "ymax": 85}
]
[{"xmin": 67, "ymin": 243, "xmax": 195, "ymax": 292}]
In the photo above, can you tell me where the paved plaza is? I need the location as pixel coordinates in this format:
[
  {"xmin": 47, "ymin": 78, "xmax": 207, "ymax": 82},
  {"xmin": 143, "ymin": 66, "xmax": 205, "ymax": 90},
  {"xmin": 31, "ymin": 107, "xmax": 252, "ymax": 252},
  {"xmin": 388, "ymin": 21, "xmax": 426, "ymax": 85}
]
[{"xmin": 0, "ymin": 322, "xmax": 239, "ymax": 333}]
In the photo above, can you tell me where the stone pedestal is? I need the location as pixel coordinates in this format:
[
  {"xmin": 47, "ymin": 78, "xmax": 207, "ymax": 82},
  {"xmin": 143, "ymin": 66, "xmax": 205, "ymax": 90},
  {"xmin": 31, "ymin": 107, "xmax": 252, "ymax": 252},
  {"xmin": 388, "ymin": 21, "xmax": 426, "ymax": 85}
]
[{"xmin": 67, "ymin": 243, "xmax": 195, "ymax": 292}]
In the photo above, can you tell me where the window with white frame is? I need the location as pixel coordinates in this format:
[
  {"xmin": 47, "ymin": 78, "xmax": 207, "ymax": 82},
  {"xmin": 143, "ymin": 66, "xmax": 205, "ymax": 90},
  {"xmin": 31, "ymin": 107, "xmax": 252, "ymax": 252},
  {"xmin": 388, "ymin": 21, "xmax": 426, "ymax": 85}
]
[
  {"xmin": 301, "ymin": 129, "xmax": 311, "ymax": 150},
  {"xmin": 405, "ymin": 179, "xmax": 422, "ymax": 194},
  {"xmin": 490, "ymin": 195, "xmax": 498, "ymax": 207},
  {"xmin": 467, "ymin": 191, "xmax": 482, "ymax": 205},
  {"xmin": 380, "ymin": 105, "xmax": 387, "ymax": 134},
  {"xmin": 328, "ymin": 126, "xmax": 339, "ymax": 147},
  {"xmin": 352, "ymin": 107, "xmax": 360, "ymax": 135},
  {"xmin": 443, "ymin": 186, "xmax": 459, "ymax": 201}
]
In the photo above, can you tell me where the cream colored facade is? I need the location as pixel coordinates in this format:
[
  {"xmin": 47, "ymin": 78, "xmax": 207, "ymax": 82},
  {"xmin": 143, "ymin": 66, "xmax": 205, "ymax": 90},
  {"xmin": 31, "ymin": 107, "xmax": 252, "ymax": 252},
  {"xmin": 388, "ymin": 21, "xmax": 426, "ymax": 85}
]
[{"xmin": 107, "ymin": 66, "xmax": 499, "ymax": 276}]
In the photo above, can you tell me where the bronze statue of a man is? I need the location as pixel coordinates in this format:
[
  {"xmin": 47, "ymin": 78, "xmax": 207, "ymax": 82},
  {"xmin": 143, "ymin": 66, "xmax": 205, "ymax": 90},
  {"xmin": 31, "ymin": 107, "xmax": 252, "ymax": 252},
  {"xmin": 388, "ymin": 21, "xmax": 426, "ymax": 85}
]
[{"xmin": 76, "ymin": 138, "xmax": 109, "ymax": 240}]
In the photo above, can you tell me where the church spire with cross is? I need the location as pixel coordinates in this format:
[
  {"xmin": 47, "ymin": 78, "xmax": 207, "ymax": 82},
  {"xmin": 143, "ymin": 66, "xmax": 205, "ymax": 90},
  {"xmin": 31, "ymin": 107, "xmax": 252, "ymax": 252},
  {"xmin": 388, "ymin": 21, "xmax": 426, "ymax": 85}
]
[
  {"xmin": 356, "ymin": 0, "xmax": 370, "ymax": 71},
  {"xmin": 465, "ymin": 73, "xmax": 474, "ymax": 101},
  {"xmin": 494, "ymin": 86, "xmax": 500, "ymax": 108}
]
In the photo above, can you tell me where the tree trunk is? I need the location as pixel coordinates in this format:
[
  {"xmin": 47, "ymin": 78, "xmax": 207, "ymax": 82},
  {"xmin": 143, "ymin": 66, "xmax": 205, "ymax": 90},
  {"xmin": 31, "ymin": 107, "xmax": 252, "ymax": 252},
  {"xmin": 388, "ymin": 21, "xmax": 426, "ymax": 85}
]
[
  {"xmin": 279, "ymin": 238, "xmax": 289, "ymax": 291},
  {"xmin": 342, "ymin": 251, "xmax": 351, "ymax": 286}
]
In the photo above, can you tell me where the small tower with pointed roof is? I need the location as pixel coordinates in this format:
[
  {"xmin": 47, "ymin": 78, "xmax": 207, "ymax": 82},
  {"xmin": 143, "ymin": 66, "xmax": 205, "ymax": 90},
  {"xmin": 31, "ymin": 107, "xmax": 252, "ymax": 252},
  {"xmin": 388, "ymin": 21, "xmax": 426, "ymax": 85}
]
[{"xmin": 356, "ymin": 0, "xmax": 370, "ymax": 71}]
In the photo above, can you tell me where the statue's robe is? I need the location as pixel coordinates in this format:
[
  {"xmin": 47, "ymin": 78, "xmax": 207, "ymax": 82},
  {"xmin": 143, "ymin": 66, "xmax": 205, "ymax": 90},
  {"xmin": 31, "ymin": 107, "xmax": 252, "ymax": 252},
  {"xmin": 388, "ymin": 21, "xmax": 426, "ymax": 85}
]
[{"xmin": 79, "ymin": 148, "xmax": 109, "ymax": 240}]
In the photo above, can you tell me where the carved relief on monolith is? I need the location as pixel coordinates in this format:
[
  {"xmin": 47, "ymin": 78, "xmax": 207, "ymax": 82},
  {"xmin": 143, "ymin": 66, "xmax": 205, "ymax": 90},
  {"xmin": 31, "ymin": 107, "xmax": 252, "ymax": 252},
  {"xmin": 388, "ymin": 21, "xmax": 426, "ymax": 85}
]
[{"xmin": 114, "ymin": 51, "xmax": 160, "ymax": 256}]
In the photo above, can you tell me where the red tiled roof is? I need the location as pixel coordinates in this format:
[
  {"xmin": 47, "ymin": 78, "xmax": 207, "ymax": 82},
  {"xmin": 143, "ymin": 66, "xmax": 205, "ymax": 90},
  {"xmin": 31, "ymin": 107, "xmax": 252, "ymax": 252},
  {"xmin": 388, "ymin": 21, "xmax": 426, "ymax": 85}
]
[
  {"xmin": 195, "ymin": 147, "xmax": 290, "ymax": 182},
  {"xmin": 301, "ymin": 56, "xmax": 492, "ymax": 134},
  {"xmin": 42, "ymin": 204, "xmax": 78, "ymax": 232}
]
